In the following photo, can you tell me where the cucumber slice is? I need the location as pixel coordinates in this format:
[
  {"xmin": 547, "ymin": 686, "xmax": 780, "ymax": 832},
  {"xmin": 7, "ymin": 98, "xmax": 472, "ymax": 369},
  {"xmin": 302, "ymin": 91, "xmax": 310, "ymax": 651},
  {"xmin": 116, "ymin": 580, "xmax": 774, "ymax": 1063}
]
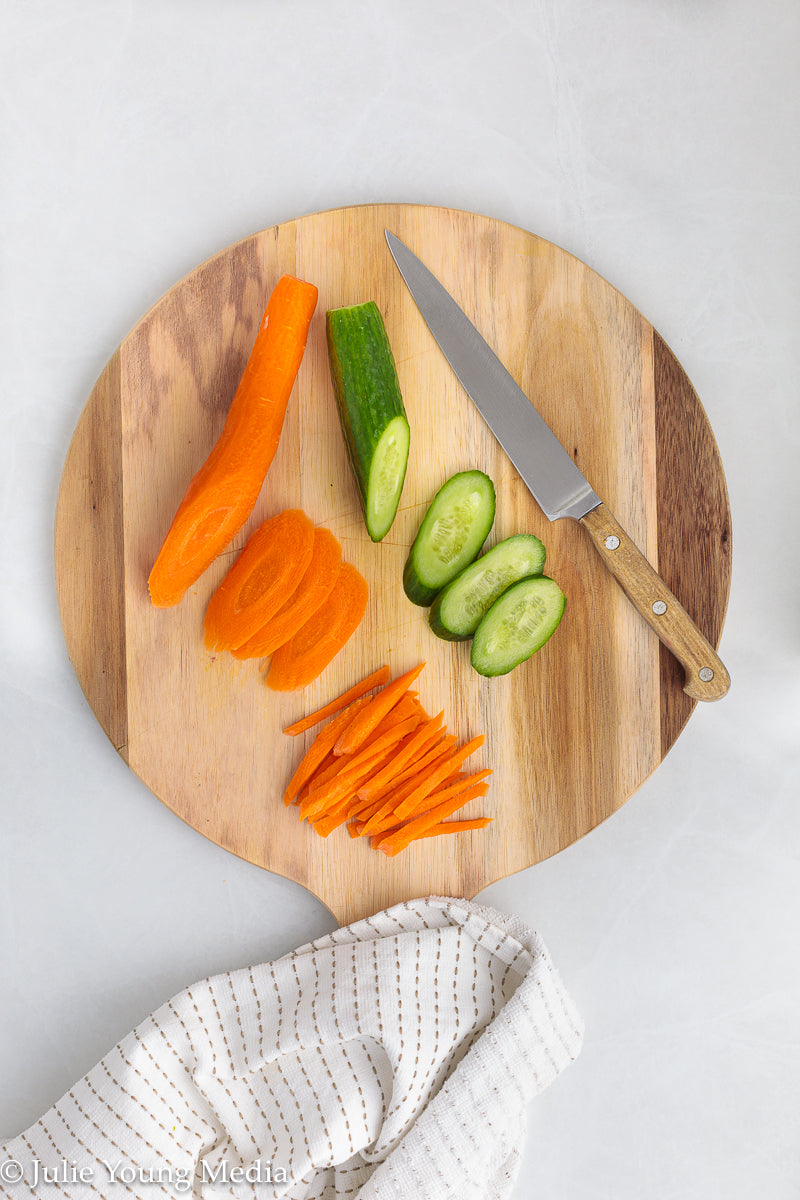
[
  {"xmin": 403, "ymin": 469, "xmax": 496, "ymax": 607},
  {"xmin": 326, "ymin": 302, "xmax": 410, "ymax": 542},
  {"xmin": 429, "ymin": 534, "xmax": 547, "ymax": 641},
  {"xmin": 471, "ymin": 576, "xmax": 565, "ymax": 676}
]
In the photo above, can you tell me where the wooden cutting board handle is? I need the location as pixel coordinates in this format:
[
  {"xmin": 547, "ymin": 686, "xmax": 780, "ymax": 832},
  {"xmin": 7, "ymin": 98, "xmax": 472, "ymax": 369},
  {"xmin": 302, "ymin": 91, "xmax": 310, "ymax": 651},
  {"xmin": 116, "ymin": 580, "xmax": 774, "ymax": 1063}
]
[{"xmin": 580, "ymin": 504, "xmax": 730, "ymax": 702}]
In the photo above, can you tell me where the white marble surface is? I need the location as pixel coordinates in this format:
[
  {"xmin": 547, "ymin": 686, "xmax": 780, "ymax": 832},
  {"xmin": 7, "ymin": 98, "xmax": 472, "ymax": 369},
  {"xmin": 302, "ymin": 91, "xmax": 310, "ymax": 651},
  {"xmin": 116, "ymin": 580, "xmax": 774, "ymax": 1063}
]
[{"xmin": 1, "ymin": 1, "xmax": 798, "ymax": 1195}]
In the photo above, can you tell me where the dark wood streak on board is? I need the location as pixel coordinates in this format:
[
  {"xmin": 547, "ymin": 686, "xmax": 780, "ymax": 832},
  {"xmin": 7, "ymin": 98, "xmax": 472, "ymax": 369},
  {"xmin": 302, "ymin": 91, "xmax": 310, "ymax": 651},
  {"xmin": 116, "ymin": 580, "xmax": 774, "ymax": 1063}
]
[{"xmin": 653, "ymin": 331, "xmax": 732, "ymax": 756}]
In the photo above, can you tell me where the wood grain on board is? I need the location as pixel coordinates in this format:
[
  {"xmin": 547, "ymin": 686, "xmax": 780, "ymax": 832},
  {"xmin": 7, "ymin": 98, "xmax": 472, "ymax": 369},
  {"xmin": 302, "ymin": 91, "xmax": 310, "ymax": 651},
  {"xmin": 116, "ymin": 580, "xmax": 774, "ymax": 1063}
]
[{"xmin": 54, "ymin": 204, "xmax": 731, "ymax": 926}]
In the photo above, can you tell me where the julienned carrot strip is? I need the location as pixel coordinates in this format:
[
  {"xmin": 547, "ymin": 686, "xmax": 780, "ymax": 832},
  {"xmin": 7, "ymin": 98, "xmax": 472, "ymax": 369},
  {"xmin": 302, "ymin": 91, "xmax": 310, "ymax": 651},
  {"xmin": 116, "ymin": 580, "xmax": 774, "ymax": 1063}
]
[
  {"xmin": 298, "ymin": 758, "xmax": 383, "ymax": 825},
  {"xmin": 266, "ymin": 563, "xmax": 369, "ymax": 692},
  {"xmin": 348, "ymin": 793, "xmax": 387, "ymax": 823},
  {"xmin": 309, "ymin": 809, "xmax": 352, "ymax": 838},
  {"xmin": 374, "ymin": 733, "xmax": 455, "ymax": 794},
  {"xmin": 369, "ymin": 815, "xmax": 493, "ymax": 844},
  {"xmin": 373, "ymin": 782, "xmax": 491, "ymax": 856},
  {"xmin": 232, "ymin": 528, "xmax": 342, "ymax": 659},
  {"xmin": 283, "ymin": 666, "xmax": 391, "ymax": 735},
  {"xmin": 281, "ymin": 661, "xmax": 493, "ymax": 852},
  {"xmin": 281, "ymin": 696, "xmax": 370, "ymax": 806},
  {"xmin": 362, "ymin": 769, "xmax": 494, "ymax": 837},
  {"xmin": 299, "ymin": 746, "xmax": 392, "ymax": 821},
  {"xmin": 203, "ymin": 509, "xmax": 315, "ymax": 651},
  {"xmin": 374, "ymin": 693, "xmax": 421, "ymax": 729},
  {"xmin": 392, "ymin": 735, "xmax": 486, "ymax": 823},
  {"xmin": 416, "ymin": 818, "xmax": 492, "ymax": 838},
  {"xmin": 297, "ymin": 751, "xmax": 349, "ymax": 800},
  {"xmin": 341, "ymin": 716, "xmax": 422, "ymax": 777},
  {"xmin": 355, "ymin": 712, "xmax": 445, "ymax": 801},
  {"xmin": 371, "ymin": 733, "xmax": 456, "ymax": 795},
  {"xmin": 299, "ymin": 714, "xmax": 421, "ymax": 820},
  {"xmin": 358, "ymin": 735, "xmax": 457, "ymax": 822},
  {"xmin": 149, "ymin": 275, "xmax": 318, "ymax": 608},
  {"xmin": 357, "ymin": 768, "xmax": 443, "ymax": 835},
  {"xmin": 298, "ymin": 724, "xmax": 417, "ymax": 818},
  {"xmin": 393, "ymin": 767, "xmax": 493, "ymax": 821},
  {"xmin": 304, "ymin": 697, "xmax": 420, "ymax": 793},
  {"xmin": 334, "ymin": 664, "xmax": 425, "ymax": 755}
]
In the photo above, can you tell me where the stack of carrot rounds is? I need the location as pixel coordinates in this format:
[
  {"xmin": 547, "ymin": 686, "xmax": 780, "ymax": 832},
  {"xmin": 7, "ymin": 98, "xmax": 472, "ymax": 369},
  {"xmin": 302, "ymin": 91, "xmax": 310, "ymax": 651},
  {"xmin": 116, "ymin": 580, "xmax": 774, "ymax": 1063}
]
[
  {"xmin": 202, "ymin": 509, "xmax": 369, "ymax": 692},
  {"xmin": 282, "ymin": 664, "xmax": 492, "ymax": 855}
]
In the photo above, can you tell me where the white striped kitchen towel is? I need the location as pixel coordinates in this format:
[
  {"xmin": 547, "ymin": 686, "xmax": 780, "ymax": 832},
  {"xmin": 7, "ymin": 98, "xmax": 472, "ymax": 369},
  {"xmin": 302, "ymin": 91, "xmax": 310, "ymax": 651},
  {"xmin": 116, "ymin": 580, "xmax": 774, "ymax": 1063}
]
[{"xmin": 0, "ymin": 896, "xmax": 583, "ymax": 1199}]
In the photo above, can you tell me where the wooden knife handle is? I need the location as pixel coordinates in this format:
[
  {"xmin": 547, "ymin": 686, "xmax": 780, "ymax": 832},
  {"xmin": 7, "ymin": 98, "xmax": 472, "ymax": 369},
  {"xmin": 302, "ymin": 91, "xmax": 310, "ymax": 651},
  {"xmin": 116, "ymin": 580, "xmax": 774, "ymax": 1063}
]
[{"xmin": 580, "ymin": 504, "xmax": 730, "ymax": 702}]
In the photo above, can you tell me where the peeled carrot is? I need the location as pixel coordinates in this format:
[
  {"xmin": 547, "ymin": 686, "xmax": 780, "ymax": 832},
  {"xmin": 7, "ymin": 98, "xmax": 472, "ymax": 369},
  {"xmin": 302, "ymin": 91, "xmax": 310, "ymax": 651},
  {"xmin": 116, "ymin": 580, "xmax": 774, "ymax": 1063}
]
[
  {"xmin": 334, "ymin": 663, "xmax": 425, "ymax": 756},
  {"xmin": 232, "ymin": 528, "xmax": 343, "ymax": 659},
  {"xmin": 148, "ymin": 275, "xmax": 318, "ymax": 607},
  {"xmin": 283, "ymin": 666, "xmax": 391, "ymax": 735},
  {"xmin": 266, "ymin": 563, "xmax": 369, "ymax": 692},
  {"xmin": 281, "ymin": 696, "xmax": 371, "ymax": 806},
  {"xmin": 203, "ymin": 509, "xmax": 315, "ymax": 651}
]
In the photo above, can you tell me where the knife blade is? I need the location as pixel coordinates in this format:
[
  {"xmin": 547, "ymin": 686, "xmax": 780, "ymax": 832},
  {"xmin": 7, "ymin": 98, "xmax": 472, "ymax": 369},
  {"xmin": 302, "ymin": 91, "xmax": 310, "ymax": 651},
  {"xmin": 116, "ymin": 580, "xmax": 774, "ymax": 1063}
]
[{"xmin": 385, "ymin": 229, "xmax": 729, "ymax": 702}]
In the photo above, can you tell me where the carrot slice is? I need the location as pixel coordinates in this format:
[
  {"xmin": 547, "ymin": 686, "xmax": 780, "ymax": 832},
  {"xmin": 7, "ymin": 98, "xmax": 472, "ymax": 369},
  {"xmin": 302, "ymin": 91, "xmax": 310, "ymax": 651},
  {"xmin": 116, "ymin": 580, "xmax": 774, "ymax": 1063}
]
[
  {"xmin": 299, "ymin": 714, "xmax": 421, "ymax": 821},
  {"xmin": 296, "ymin": 712, "xmax": 419, "ymax": 819},
  {"xmin": 231, "ymin": 528, "xmax": 342, "ymax": 659},
  {"xmin": 280, "ymin": 660, "xmax": 493, "ymax": 851},
  {"xmin": 149, "ymin": 275, "xmax": 318, "ymax": 607},
  {"xmin": 283, "ymin": 666, "xmax": 391, "ymax": 735},
  {"xmin": 303, "ymin": 696, "xmax": 420, "ymax": 794},
  {"xmin": 364, "ymin": 768, "xmax": 493, "ymax": 837},
  {"xmin": 298, "ymin": 748, "xmax": 389, "ymax": 821},
  {"xmin": 334, "ymin": 664, "xmax": 425, "ymax": 755},
  {"xmin": 341, "ymin": 710, "xmax": 421, "ymax": 771},
  {"xmin": 394, "ymin": 766, "xmax": 493, "ymax": 819},
  {"xmin": 416, "ymin": 818, "xmax": 492, "ymax": 838},
  {"xmin": 371, "ymin": 816, "xmax": 493, "ymax": 844},
  {"xmin": 392, "ymin": 735, "xmax": 486, "ymax": 823},
  {"xmin": 354, "ymin": 712, "xmax": 445, "ymax": 800},
  {"xmin": 348, "ymin": 793, "xmax": 387, "ymax": 824},
  {"xmin": 361, "ymin": 735, "xmax": 457, "ymax": 814},
  {"xmin": 374, "ymin": 782, "xmax": 491, "ymax": 856},
  {"xmin": 266, "ymin": 563, "xmax": 369, "ymax": 692},
  {"xmin": 309, "ymin": 809, "xmax": 353, "ymax": 838},
  {"xmin": 203, "ymin": 509, "xmax": 315, "ymax": 651},
  {"xmin": 281, "ymin": 696, "xmax": 370, "ymax": 806},
  {"xmin": 379, "ymin": 731, "xmax": 454, "ymax": 784}
]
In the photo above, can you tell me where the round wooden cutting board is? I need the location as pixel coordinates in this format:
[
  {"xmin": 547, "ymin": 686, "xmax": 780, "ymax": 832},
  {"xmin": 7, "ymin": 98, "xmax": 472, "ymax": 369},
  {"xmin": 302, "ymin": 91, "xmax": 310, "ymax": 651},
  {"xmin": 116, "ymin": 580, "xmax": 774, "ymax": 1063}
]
[{"xmin": 54, "ymin": 204, "xmax": 731, "ymax": 926}]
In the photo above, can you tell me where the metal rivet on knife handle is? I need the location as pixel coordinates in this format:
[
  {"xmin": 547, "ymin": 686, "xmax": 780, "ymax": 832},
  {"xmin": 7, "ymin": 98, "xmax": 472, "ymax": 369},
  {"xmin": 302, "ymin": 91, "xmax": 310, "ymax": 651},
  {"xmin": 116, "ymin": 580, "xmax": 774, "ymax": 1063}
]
[
  {"xmin": 581, "ymin": 504, "xmax": 730, "ymax": 702},
  {"xmin": 604, "ymin": 535, "xmax": 620, "ymax": 550}
]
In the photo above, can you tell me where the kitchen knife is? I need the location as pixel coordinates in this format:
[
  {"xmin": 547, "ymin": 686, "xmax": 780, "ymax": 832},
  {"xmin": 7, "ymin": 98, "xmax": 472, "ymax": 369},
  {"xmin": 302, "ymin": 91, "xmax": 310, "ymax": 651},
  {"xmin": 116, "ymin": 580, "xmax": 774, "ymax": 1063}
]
[{"xmin": 385, "ymin": 230, "xmax": 729, "ymax": 702}]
